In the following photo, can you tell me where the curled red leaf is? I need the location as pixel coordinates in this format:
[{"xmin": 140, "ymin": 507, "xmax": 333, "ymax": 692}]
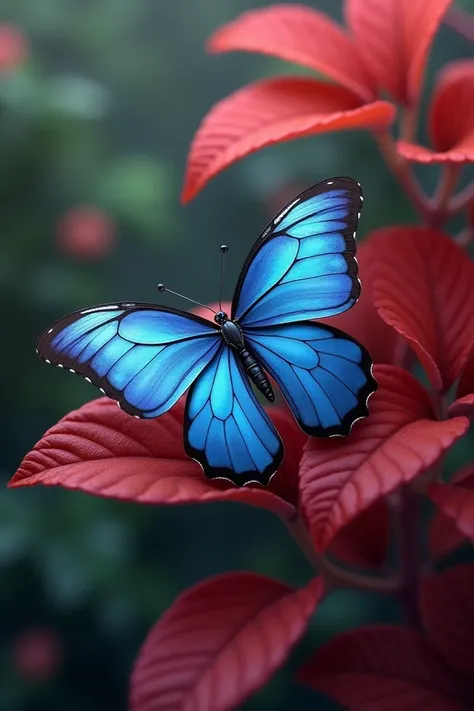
[
  {"xmin": 345, "ymin": 0, "xmax": 453, "ymax": 105},
  {"xmin": 130, "ymin": 572, "xmax": 323, "ymax": 711},
  {"xmin": 299, "ymin": 624, "xmax": 474, "ymax": 710},
  {"xmin": 398, "ymin": 60, "xmax": 474, "ymax": 163},
  {"xmin": 300, "ymin": 365, "xmax": 468, "ymax": 552},
  {"xmin": 208, "ymin": 4, "xmax": 375, "ymax": 102},
  {"xmin": 421, "ymin": 565, "xmax": 474, "ymax": 677},
  {"xmin": 429, "ymin": 468, "xmax": 474, "ymax": 543},
  {"xmin": 429, "ymin": 467, "xmax": 474, "ymax": 559},
  {"xmin": 9, "ymin": 398, "xmax": 305, "ymax": 519},
  {"xmin": 182, "ymin": 77, "xmax": 395, "ymax": 202},
  {"xmin": 369, "ymin": 227, "xmax": 474, "ymax": 392}
]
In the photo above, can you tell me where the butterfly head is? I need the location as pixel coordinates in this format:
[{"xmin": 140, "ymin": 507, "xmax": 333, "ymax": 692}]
[{"xmin": 214, "ymin": 310, "xmax": 228, "ymax": 326}]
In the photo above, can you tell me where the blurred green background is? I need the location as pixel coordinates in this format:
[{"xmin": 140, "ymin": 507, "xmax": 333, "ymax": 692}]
[{"xmin": 0, "ymin": 1, "xmax": 472, "ymax": 709}]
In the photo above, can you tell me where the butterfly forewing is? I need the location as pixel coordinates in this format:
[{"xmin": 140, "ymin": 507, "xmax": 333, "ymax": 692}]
[{"xmin": 37, "ymin": 304, "xmax": 221, "ymax": 419}]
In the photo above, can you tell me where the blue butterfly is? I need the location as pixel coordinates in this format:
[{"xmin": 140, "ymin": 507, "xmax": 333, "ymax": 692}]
[{"xmin": 37, "ymin": 177, "xmax": 377, "ymax": 487}]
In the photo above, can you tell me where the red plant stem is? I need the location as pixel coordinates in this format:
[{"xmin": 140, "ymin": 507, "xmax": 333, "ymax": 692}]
[
  {"xmin": 448, "ymin": 180, "xmax": 474, "ymax": 215},
  {"xmin": 444, "ymin": 5, "xmax": 474, "ymax": 44},
  {"xmin": 373, "ymin": 130, "xmax": 431, "ymax": 222},
  {"xmin": 397, "ymin": 486, "xmax": 423, "ymax": 629},
  {"xmin": 285, "ymin": 512, "xmax": 398, "ymax": 594}
]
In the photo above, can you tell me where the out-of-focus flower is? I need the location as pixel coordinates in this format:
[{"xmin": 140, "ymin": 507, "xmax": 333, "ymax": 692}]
[
  {"xmin": 0, "ymin": 24, "xmax": 28, "ymax": 73},
  {"xmin": 56, "ymin": 206, "xmax": 116, "ymax": 260},
  {"xmin": 12, "ymin": 628, "xmax": 62, "ymax": 682}
]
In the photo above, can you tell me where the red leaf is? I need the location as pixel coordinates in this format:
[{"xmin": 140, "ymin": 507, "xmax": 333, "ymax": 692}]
[
  {"xmin": 328, "ymin": 498, "xmax": 390, "ymax": 570},
  {"xmin": 130, "ymin": 573, "xmax": 323, "ymax": 711},
  {"xmin": 300, "ymin": 365, "xmax": 468, "ymax": 552},
  {"xmin": 429, "ymin": 468, "xmax": 474, "ymax": 543},
  {"xmin": 182, "ymin": 77, "xmax": 395, "ymax": 202},
  {"xmin": 299, "ymin": 625, "xmax": 474, "ymax": 710},
  {"xmin": 208, "ymin": 5, "xmax": 375, "ymax": 102},
  {"xmin": 328, "ymin": 240, "xmax": 399, "ymax": 365},
  {"xmin": 9, "ymin": 398, "xmax": 304, "ymax": 519},
  {"xmin": 429, "ymin": 468, "xmax": 474, "ymax": 558},
  {"xmin": 448, "ymin": 394, "xmax": 474, "ymax": 419},
  {"xmin": 345, "ymin": 0, "xmax": 453, "ymax": 105},
  {"xmin": 369, "ymin": 227, "xmax": 474, "ymax": 392},
  {"xmin": 397, "ymin": 136, "xmax": 474, "ymax": 164},
  {"xmin": 397, "ymin": 60, "xmax": 474, "ymax": 163},
  {"xmin": 421, "ymin": 565, "xmax": 474, "ymax": 677},
  {"xmin": 457, "ymin": 348, "xmax": 474, "ymax": 400}
]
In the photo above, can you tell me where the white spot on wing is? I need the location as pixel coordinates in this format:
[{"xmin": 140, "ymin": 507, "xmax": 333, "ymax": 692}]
[
  {"xmin": 85, "ymin": 377, "xmax": 91, "ymax": 383},
  {"xmin": 360, "ymin": 196, "xmax": 364, "ymax": 202},
  {"xmin": 69, "ymin": 369, "xmax": 75, "ymax": 373},
  {"xmin": 134, "ymin": 415, "xmax": 140, "ymax": 419},
  {"xmin": 58, "ymin": 363, "xmax": 64, "ymax": 368},
  {"xmin": 273, "ymin": 198, "xmax": 298, "ymax": 225},
  {"xmin": 357, "ymin": 212, "xmax": 361, "ymax": 219},
  {"xmin": 81, "ymin": 305, "xmax": 118, "ymax": 314},
  {"xmin": 48, "ymin": 328, "xmax": 53, "ymax": 334},
  {"xmin": 327, "ymin": 180, "xmax": 334, "ymax": 185},
  {"xmin": 45, "ymin": 359, "xmax": 51, "ymax": 364},
  {"xmin": 99, "ymin": 388, "xmax": 105, "ymax": 394}
]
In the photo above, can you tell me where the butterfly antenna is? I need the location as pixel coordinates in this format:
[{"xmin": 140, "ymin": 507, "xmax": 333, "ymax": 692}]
[
  {"xmin": 218, "ymin": 244, "xmax": 228, "ymax": 311},
  {"xmin": 157, "ymin": 284, "xmax": 217, "ymax": 315}
]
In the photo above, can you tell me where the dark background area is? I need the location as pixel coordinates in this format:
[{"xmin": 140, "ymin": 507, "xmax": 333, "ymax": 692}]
[{"xmin": 0, "ymin": 1, "xmax": 473, "ymax": 709}]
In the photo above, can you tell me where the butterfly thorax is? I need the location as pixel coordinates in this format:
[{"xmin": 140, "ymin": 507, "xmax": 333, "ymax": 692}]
[{"xmin": 217, "ymin": 314, "xmax": 275, "ymax": 403}]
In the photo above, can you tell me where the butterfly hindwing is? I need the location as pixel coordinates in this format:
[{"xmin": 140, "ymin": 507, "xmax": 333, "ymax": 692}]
[
  {"xmin": 37, "ymin": 304, "xmax": 221, "ymax": 418},
  {"xmin": 233, "ymin": 177, "xmax": 362, "ymax": 328},
  {"xmin": 245, "ymin": 321, "xmax": 377, "ymax": 436},
  {"xmin": 184, "ymin": 344, "xmax": 283, "ymax": 485}
]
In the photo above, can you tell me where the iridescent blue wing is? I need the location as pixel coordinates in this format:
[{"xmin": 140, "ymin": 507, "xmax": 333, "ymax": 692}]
[
  {"xmin": 232, "ymin": 177, "xmax": 362, "ymax": 328},
  {"xmin": 184, "ymin": 344, "xmax": 283, "ymax": 486},
  {"xmin": 245, "ymin": 321, "xmax": 377, "ymax": 436},
  {"xmin": 37, "ymin": 303, "xmax": 221, "ymax": 418}
]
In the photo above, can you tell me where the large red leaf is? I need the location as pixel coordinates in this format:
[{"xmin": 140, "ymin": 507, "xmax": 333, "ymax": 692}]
[
  {"xmin": 208, "ymin": 5, "xmax": 375, "ymax": 102},
  {"xmin": 428, "ymin": 467, "xmax": 474, "ymax": 559},
  {"xmin": 9, "ymin": 398, "xmax": 305, "ymax": 519},
  {"xmin": 327, "ymin": 240, "xmax": 399, "ymax": 365},
  {"xmin": 300, "ymin": 365, "xmax": 468, "ymax": 552},
  {"xmin": 421, "ymin": 565, "xmax": 474, "ymax": 677},
  {"xmin": 429, "ymin": 468, "xmax": 474, "ymax": 543},
  {"xmin": 182, "ymin": 77, "xmax": 395, "ymax": 202},
  {"xmin": 345, "ymin": 0, "xmax": 453, "ymax": 105},
  {"xmin": 398, "ymin": 60, "xmax": 474, "ymax": 163},
  {"xmin": 369, "ymin": 227, "xmax": 474, "ymax": 392},
  {"xmin": 299, "ymin": 625, "xmax": 474, "ymax": 710},
  {"xmin": 130, "ymin": 572, "xmax": 323, "ymax": 711}
]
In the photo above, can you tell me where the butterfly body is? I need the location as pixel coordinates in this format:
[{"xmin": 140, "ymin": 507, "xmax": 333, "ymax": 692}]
[
  {"xmin": 217, "ymin": 312, "xmax": 274, "ymax": 402},
  {"xmin": 37, "ymin": 177, "xmax": 377, "ymax": 487}
]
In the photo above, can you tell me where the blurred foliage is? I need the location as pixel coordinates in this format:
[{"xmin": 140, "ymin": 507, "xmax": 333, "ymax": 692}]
[{"xmin": 0, "ymin": 1, "xmax": 473, "ymax": 710}]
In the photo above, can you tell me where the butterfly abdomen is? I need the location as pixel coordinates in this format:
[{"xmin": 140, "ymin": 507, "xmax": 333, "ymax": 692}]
[
  {"xmin": 239, "ymin": 348, "xmax": 275, "ymax": 403},
  {"xmin": 220, "ymin": 318, "xmax": 274, "ymax": 402}
]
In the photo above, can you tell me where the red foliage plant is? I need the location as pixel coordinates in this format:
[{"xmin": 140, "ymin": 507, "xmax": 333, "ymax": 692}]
[{"xmin": 9, "ymin": 1, "xmax": 474, "ymax": 709}]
